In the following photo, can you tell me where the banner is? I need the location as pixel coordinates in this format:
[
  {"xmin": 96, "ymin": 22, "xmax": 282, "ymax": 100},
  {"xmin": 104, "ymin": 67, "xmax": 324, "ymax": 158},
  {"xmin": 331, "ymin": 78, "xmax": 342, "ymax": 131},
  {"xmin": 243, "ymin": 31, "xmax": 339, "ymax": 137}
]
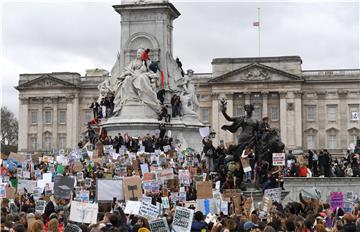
[
  {"xmin": 139, "ymin": 201, "xmax": 160, "ymax": 220},
  {"xmin": 149, "ymin": 218, "xmax": 170, "ymax": 232},
  {"xmin": 123, "ymin": 176, "xmax": 143, "ymax": 202},
  {"xmin": 272, "ymin": 153, "xmax": 285, "ymax": 166},
  {"xmin": 54, "ymin": 176, "xmax": 75, "ymax": 199},
  {"xmin": 330, "ymin": 192, "xmax": 344, "ymax": 211},
  {"xmin": 196, "ymin": 181, "xmax": 213, "ymax": 199},
  {"xmin": 69, "ymin": 201, "xmax": 98, "ymax": 224},
  {"xmin": 96, "ymin": 179, "xmax": 124, "ymax": 201},
  {"xmin": 172, "ymin": 206, "xmax": 194, "ymax": 232},
  {"xmin": 264, "ymin": 188, "xmax": 282, "ymax": 203},
  {"xmin": 18, "ymin": 180, "xmax": 37, "ymax": 194}
]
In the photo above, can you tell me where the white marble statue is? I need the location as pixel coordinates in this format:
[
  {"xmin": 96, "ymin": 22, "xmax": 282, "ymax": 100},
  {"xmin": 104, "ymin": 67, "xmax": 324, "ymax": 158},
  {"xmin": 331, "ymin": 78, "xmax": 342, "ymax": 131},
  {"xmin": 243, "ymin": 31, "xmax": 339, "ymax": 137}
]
[
  {"xmin": 112, "ymin": 48, "xmax": 161, "ymax": 115},
  {"xmin": 178, "ymin": 75, "xmax": 199, "ymax": 116}
]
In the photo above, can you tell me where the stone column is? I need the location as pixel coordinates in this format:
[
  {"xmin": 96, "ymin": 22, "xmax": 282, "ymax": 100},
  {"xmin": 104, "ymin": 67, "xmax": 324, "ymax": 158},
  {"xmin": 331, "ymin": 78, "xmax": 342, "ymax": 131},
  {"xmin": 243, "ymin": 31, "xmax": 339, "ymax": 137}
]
[
  {"xmin": 38, "ymin": 97, "xmax": 44, "ymax": 150},
  {"xmin": 244, "ymin": 92, "xmax": 251, "ymax": 105},
  {"xmin": 66, "ymin": 96, "xmax": 73, "ymax": 148},
  {"xmin": 52, "ymin": 97, "xmax": 58, "ymax": 149},
  {"xmin": 316, "ymin": 91, "xmax": 326, "ymax": 149},
  {"xmin": 18, "ymin": 97, "xmax": 29, "ymax": 151},
  {"xmin": 338, "ymin": 90, "xmax": 348, "ymax": 149},
  {"xmin": 73, "ymin": 93, "xmax": 80, "ymax": 148},
  {"xmin": 211, "ymin": 93, "xmax": 220, "ymax": 146},
  {"xmin": 279, "ymin": 91, "xmax": 287, "ymax": 146},
  {"xmin": 261, "ymin": 91, "xmax": 268, "ymax": 118},
  {"xmin": 294, "ymin": 91, "xmax": 303, "ymax": 149}
]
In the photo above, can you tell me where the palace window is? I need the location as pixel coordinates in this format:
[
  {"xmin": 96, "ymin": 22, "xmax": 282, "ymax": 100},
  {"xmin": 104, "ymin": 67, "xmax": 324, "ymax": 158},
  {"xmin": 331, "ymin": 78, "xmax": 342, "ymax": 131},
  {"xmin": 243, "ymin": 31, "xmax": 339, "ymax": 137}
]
[
  {"xmin": 327, "ymin": 105, "xmax": 337, "ymax": 122},
  {"xmin": 30, "ymin": 111, "xmax": 38, "ymax": 124},
  {"xmin": 85, "ymin": 111, "xmax": 92, "ymax": 123},
  {"xmin": 349, "ymin": 104, "xmax": 359, "ymax": 122},
  {"xmin": 58, "ymin": 134, "xmax": 66, "ymax": 149},
  {"xmin": 270, "ymin": 106, "xmax": 279, "ymax": 121},
  {"xmin": 44, "ymin": 110, "xmax": 52, "ymax": 124},
  {"xmin": 59, "ymin": 110, "xmax": 66, "ymax": 124},
  {"xmin": 201, "ymin": 108, "xmax": 209, "ymax": 123},
  {"xmin": 253, "ymin": 105, "xmax": 262, "ymax": 120},
  {"xmin": 327, "ymin": 130, "xmax": 337, "ymax": 149},
  {"xmin": 43, "ymin": 132, "xmax": 52, "ymax": 151},
  {"xmin": 235, "ymin": 105, "xmax": 244, "ymax": 117},
  {"xmin": 307, "ymin": 135, "xmax": 316, "ymax": 149},
  {"xmin": 29, "ymin": 135, "xmax": 37, "ymax": 151},
  {"xmin": 306, "ymin": 105, "xmax": 316, "ymax": 122}
]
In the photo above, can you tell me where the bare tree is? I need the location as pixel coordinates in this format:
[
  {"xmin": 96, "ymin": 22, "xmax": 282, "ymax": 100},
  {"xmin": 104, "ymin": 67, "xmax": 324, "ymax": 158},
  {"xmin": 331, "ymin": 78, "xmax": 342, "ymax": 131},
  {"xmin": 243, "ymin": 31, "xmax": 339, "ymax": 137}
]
[{"xmin": 1, "ymin": 107, "xmax": 18, "ymax": 146}]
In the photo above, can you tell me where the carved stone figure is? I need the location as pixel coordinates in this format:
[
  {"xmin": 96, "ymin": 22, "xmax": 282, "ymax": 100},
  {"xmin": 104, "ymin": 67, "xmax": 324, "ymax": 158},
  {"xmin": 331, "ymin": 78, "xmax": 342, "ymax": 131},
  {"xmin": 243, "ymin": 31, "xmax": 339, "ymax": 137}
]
[
  {"xmin": 177, "ymin": 75, "xmax": 199, "ymax": 116},
  {"xmin": 112, "ymin": 48, "xmax": 161, "ymax": 115}
]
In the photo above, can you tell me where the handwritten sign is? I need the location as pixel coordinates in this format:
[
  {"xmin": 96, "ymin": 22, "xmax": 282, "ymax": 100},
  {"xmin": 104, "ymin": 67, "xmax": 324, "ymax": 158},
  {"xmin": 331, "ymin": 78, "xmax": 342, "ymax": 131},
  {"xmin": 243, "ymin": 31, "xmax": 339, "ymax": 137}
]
[
  {"xmin": 272, "ymin": 153, "xmax": 285, "ymax": 166},
  {"xmin": 35, "ymin": 200, "xmax": 46, "ymax": 214},
  {"xmin": 172, "ymin": 206, "xmax": 194, "ymax": 232},
  {"xmin": 149, "ymin": 218, "xmax": 170, "ymax": 232},
  {"xmin": 264, "ymin": 188, "xmax": 282, "ymax": 203},
  {"xmin": 139, "ymin": 201, "xmax": 160, "ymax": 220},
  {"xmin": 69, "ymin": 201, "xmax": 98, "ymax": 224},
  {"xmin": 330, "ymin": 192, "xmax": 344, "ymax": 211},
  {"xmin": 124, "ymin": 201, "xmax": 141, "ymax": 215},
  {"xmin": 96, "ymin": 179, "xmax": 124, "ymax": 201}
]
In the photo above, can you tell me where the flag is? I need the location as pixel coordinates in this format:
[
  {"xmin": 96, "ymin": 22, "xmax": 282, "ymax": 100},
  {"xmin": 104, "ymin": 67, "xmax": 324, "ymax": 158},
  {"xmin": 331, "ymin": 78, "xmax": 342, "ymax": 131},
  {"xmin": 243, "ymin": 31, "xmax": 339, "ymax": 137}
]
[{"xmin": 253, "ymin": 21, "xmax": 259, "ymax": 27}]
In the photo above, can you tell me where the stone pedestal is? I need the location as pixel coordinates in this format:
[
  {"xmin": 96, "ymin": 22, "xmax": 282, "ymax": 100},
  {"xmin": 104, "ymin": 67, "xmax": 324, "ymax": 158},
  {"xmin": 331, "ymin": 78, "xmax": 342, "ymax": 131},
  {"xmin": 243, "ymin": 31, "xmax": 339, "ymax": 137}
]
[{"xmin": 100, "ymin": 101, "xmax": 204, "ymax": 151}]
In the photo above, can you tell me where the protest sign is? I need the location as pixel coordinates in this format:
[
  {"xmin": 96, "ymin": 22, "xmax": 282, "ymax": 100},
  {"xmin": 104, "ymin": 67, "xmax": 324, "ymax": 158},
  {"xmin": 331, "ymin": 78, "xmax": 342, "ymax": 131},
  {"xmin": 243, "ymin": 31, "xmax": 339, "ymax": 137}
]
[
  {"xmin": 179, "ymin": 191, "xmax": 186, "ymax": 203},
  {"xmin": 156, "ymin": 169, "xmax": 174, "ymax": 181},
  {"xmin": 72, "ymin": 162, "xmax": 83, "ymax": 173},
  {"xmin": 178, "ymin": 169, "xmax": 190, "ymax": 186},
  {"xmin": 199, "ymin": 127, "xmax": 210, "ymax": 138},
  {"xmin": 69, "ymin": 201, "xmax": 98, "ymax": 224},
  {"xmin": 142, "ymin": 195, "xmax": 152, "ymax": 204},
  {"xmin": 35, "ymin": 200, "xmax": 46, "ymax": 214},
  {"xmin": 6, "ymin": 186, "xmax": 15, "ymax": 199},
  {"xmin": 264, "ymin": 188, "xmax": 282, "ymax": 203},
  {"xmin": 196, "ymin": 181, "xmax": 213, "ymax": 199},
  {"xmin": 124, "ymin": 201, "xmax": 141, "ymax": 215},
  {"xmin": 344, "ymin": 192, "xmax": 355, "ymax": 213},
  {"xmin": 161, "ymin": 197, "xmax": 170, "ymax": 209},
  {"xmin": 149, "ymin": 218, "xmax": 170, "ymax": 232},
  {"xmin": 244, "ymin": 196, "xmax": 254, "ymax": 217},
  {"xmin": 123, "ymin": 176, "xmax": 143, "ymax": 202},
  {"xmin": 272, "ymin": 153, "xmax": 285, "ymax": 166},
  {"xmin": 0, "ymin": 184, "xmax": 5, "ymax": 198},
  {"xmin": 139, "ymin": 201, "xmax": 160, "ymax": 220},
  {"xmin": 54, "ymin": 176, "xmax": 75, "ymax": 199},
  {"xmin": 172, "ymin": 206, "xmax": 194, "ymax": 232},
  {"xmin": 240, "ymin": 158, "xmax": 251, "ymax": 172},
  {"xmin": 170, "ymin": 192, "xmax": 179, "ymax": 203},
  {"xmin": 262, "ymin": 196, "xmax": 272, "ymax": 212},
  {"xmin": 196, "ymin": 199, "xmax": 216, "ymax": 215},
  {"xmin": 96, "ymin": 179, "xmax": 124, "ymax": 201},
  {"xmin": 232, "ymin": 195, "xmax": 245, "ymax": 214},
  {"xmin": 330, "ymin": 192, "xmax": 344, "ymax": 211},
  {"xmin": 80, "ymin": 190, "xmax": 90, "ymax": 202},
  {"xmin": 76, "ymin": 172, "xmax": 84, "ymax": 182},
  {"xmin": 143, "ymin": 173, "xmax": 155, "ymax": 182},
  {"xmin": 140, "ymin": 163, "xmax": 149, "ymax": 174},
  {"xmin": 18, "ymin": 180, "xmax": 37, "ymax": 194},
  {"xmin": 222, "ymin": 189, "xmax": 242, "ymax": 199},
  {"xmin": 9, "ymin": 152, "xmax": 25, "ymax": 163}
]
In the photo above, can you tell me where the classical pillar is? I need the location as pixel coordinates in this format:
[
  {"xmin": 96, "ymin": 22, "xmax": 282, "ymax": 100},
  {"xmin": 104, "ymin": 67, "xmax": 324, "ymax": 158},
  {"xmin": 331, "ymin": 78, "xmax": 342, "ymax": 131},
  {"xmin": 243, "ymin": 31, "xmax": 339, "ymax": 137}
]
[
  {"xmin": 73, "ymin": 93, "xmax": 80, "ymax": 148},
  {"xmin": 261, "ymin": 91, "xmax": 268, "ymax": 118},
  {"xmin": 211, "ymin": 93, "xmax": 220, "ymax": 146},
  {"xmin": 38, "ymin": 97, "xmax": 43, "ymax": 150},
  {"xmin": 52, "ymin": 97, "xmax": 58, "ymax": 149},
  {"xmin": 18, "ymin": 97, "xmax": 29, "ymax": 151},
  {"xmin": 294, "ymin": 91, "xmax": 303, "ymax": 149},
  {"xmin": 66, "ymin": 96, "xmax": 73, "ymax": 148},
  {"xmin": 316, "ymin": 91, "xmax": 326, "ymax": 149},
  {"xmin": 279, "ymin": 91, "xmax": 287, "ymax": 146},
  {"xmin": 244, "ymin": 92, "xmax": 251, "ymax": 105},
  {"xmin": 338, "ymin": 90, "xmax": 348, "ymax": 149}
]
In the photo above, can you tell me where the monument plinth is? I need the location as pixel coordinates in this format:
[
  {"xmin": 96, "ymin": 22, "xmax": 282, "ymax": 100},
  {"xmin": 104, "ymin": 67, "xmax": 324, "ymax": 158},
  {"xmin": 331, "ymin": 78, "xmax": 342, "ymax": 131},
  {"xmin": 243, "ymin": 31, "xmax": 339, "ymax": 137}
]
[{"xmin": 98, "ymin": 0, "xmax": 203, "ymax": 151}]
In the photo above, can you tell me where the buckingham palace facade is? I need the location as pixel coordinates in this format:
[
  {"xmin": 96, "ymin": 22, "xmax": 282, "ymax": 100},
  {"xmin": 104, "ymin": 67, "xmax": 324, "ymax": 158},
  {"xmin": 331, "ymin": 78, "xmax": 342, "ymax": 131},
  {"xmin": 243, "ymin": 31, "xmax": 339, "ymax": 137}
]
[{"xmin": 16, "ymin": 56, "xmax": 360, "ymax": 153}]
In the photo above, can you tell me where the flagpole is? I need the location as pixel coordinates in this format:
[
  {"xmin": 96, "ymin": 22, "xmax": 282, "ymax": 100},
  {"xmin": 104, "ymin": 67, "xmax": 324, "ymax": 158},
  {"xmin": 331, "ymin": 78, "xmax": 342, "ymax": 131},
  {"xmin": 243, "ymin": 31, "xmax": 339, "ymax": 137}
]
[{"xmin": 258, "ymin": 8, "xmax": 261, "ymax": 57}]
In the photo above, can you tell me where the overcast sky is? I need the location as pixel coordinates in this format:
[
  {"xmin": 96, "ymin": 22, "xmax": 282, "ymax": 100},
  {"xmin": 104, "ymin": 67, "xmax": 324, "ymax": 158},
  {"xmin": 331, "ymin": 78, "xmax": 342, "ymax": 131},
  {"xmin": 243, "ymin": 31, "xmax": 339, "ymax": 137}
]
[{"xmin": 1, "ymin": 0, "xmax": 359, "ymax": 118}]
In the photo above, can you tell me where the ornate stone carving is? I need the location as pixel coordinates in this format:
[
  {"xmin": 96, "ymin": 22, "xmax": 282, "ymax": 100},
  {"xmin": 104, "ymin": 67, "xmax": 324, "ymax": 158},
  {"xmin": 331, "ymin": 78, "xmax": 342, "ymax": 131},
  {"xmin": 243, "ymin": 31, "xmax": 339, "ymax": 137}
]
[{"xmin": 246, "ymin": 68, "xmax": 270, "ymax": 80}]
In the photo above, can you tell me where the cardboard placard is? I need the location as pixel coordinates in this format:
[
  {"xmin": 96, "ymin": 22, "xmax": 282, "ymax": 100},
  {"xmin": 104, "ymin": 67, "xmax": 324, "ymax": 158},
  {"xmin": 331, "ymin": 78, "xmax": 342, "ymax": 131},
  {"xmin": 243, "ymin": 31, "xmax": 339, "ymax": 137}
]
[
  {"xmin": 156, "ymin": 169, "xmax": 174, "ymax": 181},
  {"xmin": 9, "ymin": 152, "xmax": 25, "ymax": 163},
  {"xmin": 149, "ymin": 218, "xmax": 170, "ymax": 232},
  {"xmin": 5, "ymin": 186, "xmax": 15, "ymax": 199},
  {"xmin": 196, "ymin": 181, "xmax": 213, "ymax": 199},
  {"xmin": 96, "ymin": 179, "xmax": 124, "ymax": 201},
  {"xmin": 262, "ymin": 196, "xmax": 272, "ymax": 212},
  {"xmin": 69, "ymin": 201, "xmax": 98, "ymax": 224},
  {"xmin": 244, "ymin": 196, "xmax": 254, "ymax": 217},
  {"xmin": 222, "ymin": 189, "xmax": 241, "ymax": 199},
  {"xmin": 172, "ymin": 206, "xmax": 194, "ymax": 232},
  {"xmin": 54, "ymin": 176, "xmax": 75, "ymax": 199},
  {"xmin": 232, "ymin": 195, "xmax": 245, "ymax": 215},
  {"xmin": 272, "ymin": 153, "xmax": 285, "ymax": 166},
  {"xmin": 123, "ymin": 176, "xmax": 143, "ymax": 202}
]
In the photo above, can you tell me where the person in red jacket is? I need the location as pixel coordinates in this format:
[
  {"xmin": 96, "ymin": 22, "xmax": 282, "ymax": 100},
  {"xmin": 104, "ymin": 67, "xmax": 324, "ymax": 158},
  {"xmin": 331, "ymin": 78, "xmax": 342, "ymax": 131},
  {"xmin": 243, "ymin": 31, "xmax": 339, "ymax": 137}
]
[
  {"xmin": 299, "ymin": 164, "xmax": 308, "ymax": 177},
  {"xmin": 141, "ymin": 48, "xmax": 150, "ymax": 71}
]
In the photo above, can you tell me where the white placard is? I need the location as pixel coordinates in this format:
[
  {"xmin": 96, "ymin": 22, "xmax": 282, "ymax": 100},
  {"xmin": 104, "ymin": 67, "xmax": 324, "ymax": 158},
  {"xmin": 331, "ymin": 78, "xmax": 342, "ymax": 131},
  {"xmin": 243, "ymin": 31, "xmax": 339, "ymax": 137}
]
[
  {"xmin": 161, "ymin": 197, "xmax": 170, "ymax": 209},
  {"xmin": 264, "ymin": 188, "xmax": 282, "ymax": 203},
  {"xmin": 172, "ymin": 206, "xmax": 194, "ymax": 232},
  {"xmin": 272, "ymin": 153, "xmax": 285, "ymax": 166},
  {"xmin": 351, "ymin": 111, "xmax": 359, "ymax": 121},
  {"xmin": 199, "ymin": 127, "xmax": 210, "ymax": 138},
  {"xmin": 96, "ymin": 179, "xmax": 124, "ymax": 201},
  {"xmin": 124, "ymin": 201, "xmax": 141, "ymax": 215},
  {"xmin": 149, "ymin": 218, "xmax": 170, "ymax": 232},
  {"xmin": 139, "ymin": 201, "xmax": 159, "ymax": 220},
  {"xmin": 69, "ymin": 201, "xmax": 98, "ymax": 224}
]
